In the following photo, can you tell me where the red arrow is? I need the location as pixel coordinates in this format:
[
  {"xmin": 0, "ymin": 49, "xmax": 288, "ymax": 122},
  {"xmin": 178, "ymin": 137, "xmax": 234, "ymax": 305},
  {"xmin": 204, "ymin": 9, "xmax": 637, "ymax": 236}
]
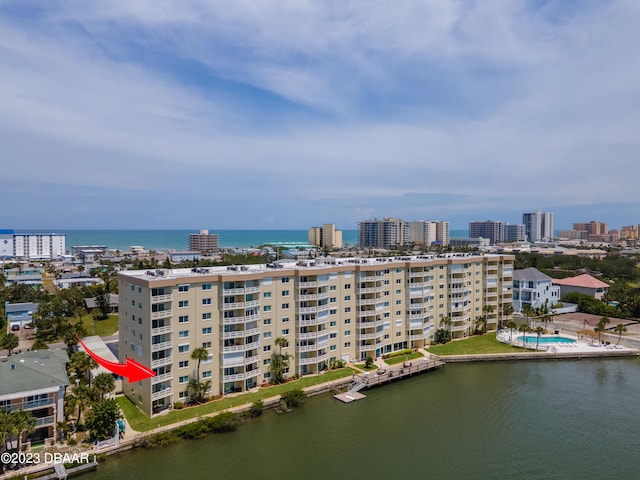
[{"xmin": 76, "ymin": 335, "xmax": 155, "ymax": 382}]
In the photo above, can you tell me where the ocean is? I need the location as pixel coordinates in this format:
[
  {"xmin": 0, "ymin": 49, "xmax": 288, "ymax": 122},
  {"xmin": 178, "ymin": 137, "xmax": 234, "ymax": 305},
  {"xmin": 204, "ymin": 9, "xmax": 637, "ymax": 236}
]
[{"xmin": 39, "ymin": 229, "xmax": 469, "ymax": 252}]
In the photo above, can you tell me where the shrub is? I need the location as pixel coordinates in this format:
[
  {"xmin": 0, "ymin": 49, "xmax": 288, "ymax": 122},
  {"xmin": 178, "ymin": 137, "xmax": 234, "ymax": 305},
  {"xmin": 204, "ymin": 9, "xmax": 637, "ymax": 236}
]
[
  {"xmin": 173, "ymin": 401, "xmax": 184, "ymax": 410},
  {"xmin": 248, "ymin": 400, "xmax": 264, "ymax": 418},
  {"xmin": 280, "ymin": 389, "xmax": 306, "ymax": 408},
  {"xmin": 205, "ymin": 412, "xmax": 239, "ymax": 433}
]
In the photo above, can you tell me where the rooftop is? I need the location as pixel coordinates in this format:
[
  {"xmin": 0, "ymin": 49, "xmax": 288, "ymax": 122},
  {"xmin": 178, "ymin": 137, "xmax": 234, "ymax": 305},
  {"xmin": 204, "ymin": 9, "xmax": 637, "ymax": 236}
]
[
  {"xmin": 513, "ymin": 267, "xmax": 553, "ymax": 282},
  {"xmin": 552, "ymin": 274, "xmax": 610, "ymax": 289},
  {"xmin": 0, "ymin": 350, "xmax": 69, "ymax": 398}
]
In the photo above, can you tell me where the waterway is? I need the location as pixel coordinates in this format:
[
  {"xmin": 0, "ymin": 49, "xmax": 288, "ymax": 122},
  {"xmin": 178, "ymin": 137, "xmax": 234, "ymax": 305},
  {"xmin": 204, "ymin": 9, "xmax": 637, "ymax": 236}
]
[{"xmin": 82, "ymin": 359, "xmax": 640, "ymax": 479}]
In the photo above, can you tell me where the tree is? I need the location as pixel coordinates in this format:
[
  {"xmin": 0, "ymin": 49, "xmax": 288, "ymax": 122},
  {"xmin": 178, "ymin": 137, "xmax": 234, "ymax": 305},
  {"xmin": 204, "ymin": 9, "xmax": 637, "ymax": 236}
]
[
  {"xmin": 0, "ymin": 333, "xmax": 19, "ymax": 356},
  {"xmin": 506, "ymin": 320, "xmax": 517, "ymax": 343},
  {"xmin": 595, "ymin": 316, "xmax": 610, "ymax": 344},
  {"xmin": 474, "ymin": 315, "xmax": 487, "ymax": 335},
  {"xmin": 69, "ymin": 351, "xmax": 98, "ymax": 386},
  {"xmin": 190, "ymin": 347, "xmax": 209, "ymax": 384},
  {"xmin": 5, "ymin": 410, "xmax": 36, "ymax": 453},
  {"xmin": 84, "ymin": 398, "xmax": 121, "ymax": 441},
  {"xmin": 437, "ymin": 316, "xmax": 452, "ymax": 343},
  {"xmin": 92, "ymin": 373, "xmax": 115, "ymax": 399},
  {"xmin": 519, "ymin": 324, "xmax": 531, "ymax": 348},
  {"xmin": 614, "ymin": 323, "xmax": 627, "ymax": 345},
  {"xmin": 270, "ymin": 337, "xmax": 291, "ymax": 384},
  {"xmin": 501, "ymin": 303, "xmax": 514, "ymax": 329},
  {"xmin": 522, "ymin": 304, "xmax": 533, "ymax": 326},
  {"xmin": 67, "ymin": 383, "xmax": 92, "ymax": 425},
  {"xmin": 534, "ymin": 326, "xmax": 545, "ymax": 351}
]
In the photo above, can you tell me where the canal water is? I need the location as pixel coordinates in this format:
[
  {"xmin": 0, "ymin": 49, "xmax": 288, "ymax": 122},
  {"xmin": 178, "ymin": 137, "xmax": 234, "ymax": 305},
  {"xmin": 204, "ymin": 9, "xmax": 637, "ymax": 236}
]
[{"xmin": 83, "ymin": 359, "xmax": 640, "ymax": 479}]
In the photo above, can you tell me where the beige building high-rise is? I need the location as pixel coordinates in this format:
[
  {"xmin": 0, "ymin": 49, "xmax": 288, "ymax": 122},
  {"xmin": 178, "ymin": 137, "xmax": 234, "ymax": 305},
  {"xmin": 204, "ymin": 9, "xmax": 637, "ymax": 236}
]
[
  {"xmin": 308, "ymin": 224, "xmax": 343, "ymax": 249},
  {"xmin": 118, "ymin": 253, "xmax": 514, "ymax": 416},
  {"xmin": 188, "ymin": 230, "xmax": 219, "ymax": 254}
]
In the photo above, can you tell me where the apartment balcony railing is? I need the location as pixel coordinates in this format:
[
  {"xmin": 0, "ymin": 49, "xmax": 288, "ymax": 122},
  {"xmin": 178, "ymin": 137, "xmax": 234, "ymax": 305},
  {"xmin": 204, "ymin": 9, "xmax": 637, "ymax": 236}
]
[
  {"xmin": 151, "ymin": 357, "xmax": 172, "ymax": 368},
  {"xmin": 245, "ymin": 355, "xmax": 261, "ymax": 365},
  {"xmin": 358, "ymin": 321, "xmax": 375, "ymax": 328},
  {"xmin": 299, "ymin": 318, "xmax": 318, "ymax": 327},
  {"xmin": 298, "ymin": 294, "xmax": 317, "ymax": 301},
  {"xmin": 4, "ymin": 398, "xmax": 55, "ymax": 412},
  {"xmin": 298, "ymin": 344, "xmax": 318, "ymax": 353},
  {"xmin": 221, "ymin": 357, "xmax": 244, "ymax": 367},
  {"xmin": 298, "ymin": 356, "xmax": 318, "ymax": 365},
  {"xmin": 152, "ymin": 372, "xmax": 173, "ymax": 384},
  {"xmin": 151, "ymin": 341, "xmax": 173, "ymax": 353},
  {"xmin": 245, "ymin": 300, "xmax": 261, "ymax": 309},
  {"xmin": 223, "ymin": 330, "xmax": 245, "ymax": 339},
  {"xmin": 35, "ymin": 415, "xmax": 55, "ymax": 427},
  {"xmin": 299, "ymin": 331, "xmax": 318, "ymax": 340},
  {"xmin": 357, "ymin": 333, "xmax": 376, "ymax": 340},
  {"xmin": 223, "ymin": 373, "xmax": 244, "ymax": 382},
  {"xmin": 222, "ymin": 302, "xmax": 245, "ymax": 311},
  {"xmin": 223, "ymin": 345, "xmax": 244, "ymax": 353},
  {"xmin": 245, "ymin": 369, "xmax": 261, "ymax": 380},
  {"xmin": 151, "ymin": 325, "xmax": 173, "ymax": 335},
  {"xmin": 151, "ymin": 387, "xmax": 173, "ymax": 401},
  {"xmin": 223, "ymin": 316, "xmax": 245, "ymax": 325},
  {"xmin": 151, "ymin": 310, "xmax": 171, "ymax": 320},
  {"xmin": 359, "ymin": 344, "xmax": 376, "ymax": 351},
  {"xmin": 245, "ymin": 327, "xmax": 261, "ymax": 337},
  {"xmin": 151, "ymin": 294, "xmax": 173, "ymax": 304},
  {"xmin": 299, "ymin": 306, "xmax": 317, "ymax": 314},
  {"xmin": 245, "ymin": 286, "xmax": 261, "ymax": 294},
  {"xmin": 223, "ymin": 287, "xmax": 244, "ymax": 295},
  {"xmin": 245, "ymin": 341, "xmax": 261, "ymax": 351},
  {"xmin": 299, "ymin": 281, "xmax": 317, "ymax": 288},
  {"xmin": 357, "ymin": 298, "xmax": 377, "ymax": 305}
]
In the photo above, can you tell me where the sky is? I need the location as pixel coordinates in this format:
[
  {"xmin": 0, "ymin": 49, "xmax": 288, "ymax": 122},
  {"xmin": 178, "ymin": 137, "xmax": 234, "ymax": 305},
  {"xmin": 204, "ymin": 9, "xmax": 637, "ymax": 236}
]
[{"xmin": 1, "ymin": 0, "xmax": 639, "ymax": 231}]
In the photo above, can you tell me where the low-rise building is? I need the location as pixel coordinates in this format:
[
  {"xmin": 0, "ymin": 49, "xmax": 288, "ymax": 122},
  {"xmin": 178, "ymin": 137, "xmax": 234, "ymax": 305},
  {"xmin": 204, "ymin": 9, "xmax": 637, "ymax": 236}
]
[
  {"xmin": 5, "ymin": 302, "xmax": 38, "ymax": 329},
  {"xmin": 0, "ymin": 350, "xmax": 69, "ymax": 446},
  {"xmin": 512, "ymin": 267, "xmax": 561, "ymax": 312},
  {"xmin": 552, "ymin": 274, "xmax": 609, "ymax": 300}
]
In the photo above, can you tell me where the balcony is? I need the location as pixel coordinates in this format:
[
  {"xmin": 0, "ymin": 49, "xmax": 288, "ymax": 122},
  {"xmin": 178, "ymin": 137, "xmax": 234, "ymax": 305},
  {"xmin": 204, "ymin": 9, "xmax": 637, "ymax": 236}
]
[
  {"xmin": 298, "ymin": 344, "xmax": 318, "ymax": 353},
  {"xmin": 359, "ymin": 275, "xmax": 376, "ymax": 282},
  {"xmin": 245, "ymin": 341, "xmax": 261, "ymax": 351},
  {"xmin": 152, "ymin": 324, "xmax": 173, "ymax": 335},
  {"xmin": 4, "ymin": 398, "xmax": 55, "ymax": 412},
  {"xmin": 35, "ymin": 415, "xmax": 55, "ymax": 427},
  {"xmin": 357, "ymin": 298, "xmax": 377, "ymax": 305},
  {"xmin": 152, "ymin": 372, "xmax": 173, "ymax": 384},
  {"xmin": 223, "ymin": 330, "xmax": 245, "ymax": 339},
  {"xmin": 299, "ymin": 306, "xmax": 317, "ymax": 314},
  {"xmin": 151, "ymin": 387, "xmax": 173, "ymax": 401},
  {"xmin": 299, "ymin": 318, "xmax": 318, "ymax": 327},
  {"xmin": 223, "ymin": 373, "xmax": 244, "ymax": 382},
  {"xmin": 299, "ymin": 281, "xmax": 317, "ymax": 288},
  {"xmin": 451, "ymin": 324, "xmax": 468, "ymax": 332},
  {"xmin": 245, "ymin": 286, "xmax": 261, "ymax": 294},
  {"xmin": 299, "ymin": 356, "xmax": 318, "ymax": 365},
  {"xmin": 151, "ymin": 357, "xmax": 172, "ymax": 368},
  {"xmin": 245, "ymin": 355, "xmax": 261, "ymax": 365},
  {"xmin": 358, "ymin": 287, "xmax": 376, "ymax": 294},
  {"xmin": 359, "ymin": 344, "xmax": 376, "ymax": 351},
  {"xmin": 222, "ymin": 302, "xmax": 245, "ymax": 311},
  {"xmin": 245, "ymin": 312, "xmax": 261, "ymax": 322},
  {"xmin": 223, "ymin": 345, "xmax": 244, "ymax": 353},
  {"xmin": 409, "ymin": 271, "xmax": 425, "ymax": 277},
  {"xmin": 358, "ymin": 333, "xmax": 376, "ymax": 340},
  {"xmin": 299, "ymin": 294, "xmax": 317, "ymax": 301},
  {"xmin": 151, "ymin": 294, "xmax": 173, "ymax": 304},
  {"xmin": 357, "ymin": 311, "xmax": 375, "ymax": 318},
  {"xmin": 151, "ymin": 341, "xmax": 173, "ymax": 353},
  {"xmin": 245, "ymin": 299, "xmax": 260, "ymax": 308},
  {"xmin": 223, "ymin": 316, "xmax": 245, "ymax": 325},
  {"xmin": 410, "ymin": 334, "xmax": 424, "ymax": 341},
  {"xmin": 299, "ymin": 331, "xmax": 318, "ymax": 340},
  {"xmin": 223, "ymin": 287, "xmax": 244, "ymax": 295},
  {"xmin": 245, "ymin": 327, "xmax": 260, "ymax": 337},
  {"xmin": 222, "ymin": 356, "xmax": 244, "ymax": 367},
  {"xmin": 245, "ymin": 369, "xmax": 261, "ymax": 380},
  {"xmin": 151, "ymin": 310, "xmax": 171, "ymax": 320}
]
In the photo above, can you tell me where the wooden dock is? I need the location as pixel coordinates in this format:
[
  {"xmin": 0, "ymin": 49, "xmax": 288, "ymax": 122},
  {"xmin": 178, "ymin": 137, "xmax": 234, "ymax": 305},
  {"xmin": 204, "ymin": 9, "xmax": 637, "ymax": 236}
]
[{"xmin": 335, "ymin": 356, "xmax": 445, "ymax": 403}]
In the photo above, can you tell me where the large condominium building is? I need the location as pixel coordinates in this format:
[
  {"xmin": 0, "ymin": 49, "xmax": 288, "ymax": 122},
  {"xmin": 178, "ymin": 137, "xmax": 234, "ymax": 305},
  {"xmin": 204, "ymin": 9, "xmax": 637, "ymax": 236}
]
[
  {"xmin": 308, "ymin": 224, "xmax": 343, "ymax": 249},
  {"xmin": 522, "ymin": 211, "xmax": 554, "ymax": 242},
  {"xmin": 505, "ymin": 224, "xmax": 526, "ymax": 243},
  {"xmin": 469, "ymin": 220, "xmax": 506, "ymax": 245},
  {"xmin": 118, "ymin": 253, "xmax": 514, "ymax": 416},
  {"xmin": 188, "ymin": 230, "xmax": 219, "ymax": 254},
  {"xmin": 11, "ymin": 232, "xmax": 66, "ymax": 260},
  {"xmin": 359, "ymin": 218, "xmax": 407, "ymax": 249},
  {"xmin": 406, "ymin": 221, "xmax": 450, "ymax": 247}
]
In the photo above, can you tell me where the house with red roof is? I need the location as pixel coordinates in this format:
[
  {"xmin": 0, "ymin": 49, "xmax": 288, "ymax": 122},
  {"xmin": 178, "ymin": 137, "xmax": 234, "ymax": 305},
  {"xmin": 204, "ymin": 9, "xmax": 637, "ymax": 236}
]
[{"xmin": 552, "ymin": 274, "xmax": 609, "ymax": 300}]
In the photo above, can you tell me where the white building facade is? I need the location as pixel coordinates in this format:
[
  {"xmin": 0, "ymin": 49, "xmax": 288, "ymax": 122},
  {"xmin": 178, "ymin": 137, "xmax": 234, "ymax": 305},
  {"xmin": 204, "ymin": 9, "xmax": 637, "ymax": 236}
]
[{"xmin": 12, "ymin": 233, "xmax": 66, "ymax": 260}]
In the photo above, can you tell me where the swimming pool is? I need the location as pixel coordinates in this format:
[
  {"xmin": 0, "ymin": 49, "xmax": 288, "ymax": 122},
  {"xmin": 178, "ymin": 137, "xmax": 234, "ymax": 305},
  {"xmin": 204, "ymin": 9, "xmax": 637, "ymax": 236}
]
[{"xmin": 517, "ymin": 336, "xmax": 576, "ymax": 344}]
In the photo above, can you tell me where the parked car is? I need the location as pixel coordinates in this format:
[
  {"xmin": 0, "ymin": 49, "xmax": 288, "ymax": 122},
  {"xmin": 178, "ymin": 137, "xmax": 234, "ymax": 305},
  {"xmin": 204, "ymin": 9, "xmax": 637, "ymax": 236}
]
[{"xmin": 11, "ymin": 324, "xmax": 20, "ymax": 331}]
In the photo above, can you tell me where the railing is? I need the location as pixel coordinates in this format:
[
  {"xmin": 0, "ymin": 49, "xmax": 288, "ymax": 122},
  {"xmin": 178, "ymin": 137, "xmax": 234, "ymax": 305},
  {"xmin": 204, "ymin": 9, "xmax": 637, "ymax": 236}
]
[
  {"xmin": 299, "ymin": 318, "xmax": 318, "ymax": 327},
  {"xmin": 299, "ymin": 306, "xmax": 317, "ymax": 314},
  {"xmin": 298, "ymin": 344, "xmax": 318, "ymax": 353},
  {"xmin": 298, "ymin": 294, "xmax": 317, "ymax": 301},
  {"xmin": 451, "ymin": 324, "xmax": 468, "ymax": 332},
  {"xmin": 359, "ymin": 344, "xmax": 376, "ymax": 351},
  {"xmin": 223, "ymin": 373, "xmax": 244, "ymax": 382},
  {"xmin": 223, "ymin": 330, "xmax": 245, "ymax": 339},
  {"xmin": 151, "ymin": 294, "xmax": 173, "ymax": 304},
  {"xmin": 151, "ymin": 341, "xmax": 173, "ymax": 352},
  {"xmin": 299, "ymin": 331, "xmax": 318, "ymax": 340},
  {"xmin": 245, "ymin": 300, "xmax": 260, "ymax": 308},
  {"xmin": 244, "ymin": 369, "xmax": 261, "ymax": 379},
  {"xmin": 358, "ymin": 287, "xmax": 376, "ymax": 294},
  {"xmin": 152, "ymin": 325, "xmax": 173, "ymax": 335},
  {"xmin": 359, "ymin": 275, "xmax": 376, "ymax": 282},
  {"xmin": 245, "ymin": 341, "xmax": 261, "ymax": 350},
  {"xmin": 151, "ymin": 310, "xmax": 171, "ymax": 320},
  {"xmin": 4, "ymin": 398, "xmax": 55, "ymax": 411},
  {"xmin": 222, "ymin": 302, "xmax": 245, "ymax": 310},
  {"xmin": 223, "ymin": 287, "xmax": 244, "ymax": 295},
  {"xmin": 245, "ymin": 286, "xmax": 261, "ymax": 294},
  {"xmin": 245, "ymin": 355, "xmax": 261, "ymax": 365},
  {"xmin": 358, "ymin": 333, "xmax": 376, "ymax": 340},
  {"xmin": 299, "ymin": 356, "xmax": 318, "ymax": 365},
  {"xmin": 222, "ymin": 357, "xmax": 244, "ymax": 367},
  {"xmin": 151, "ymin": 388, "xmax": 172, "ymax": 401},
  {"xmin": 151, "ymin": 357, "xmax": 172, "ymax": 368},
  {"xmin": 244, "ymin": 327, "xmax": 260, "ymax": 337},
  {"xmin": 299, "ymin": 281, "xmax": 317, "ymax": 288},
  {"xmin": 246, "ymin": 312, "xmax": 261, "ymax": 322},
  {"xmin": 223, "ymin": 345, "xmax": 245, "ymax": 353},
  {"xmin": 152, "ymin": 372, "xmax": 172, "ymax": 384},
  {"xmin": 35, "ymin": 415, "xmax": 55, "ymax": 427},
  {"xmin": 358, "ymin": 321, "xmax": 375, "ymax": 328},
  {"xmin": 357, "ymin": 298, "xmax": 377, "ymax": 305},
  {"xmin": 223, "ymin": 316, "xmax": 245, "ymax": 325}
]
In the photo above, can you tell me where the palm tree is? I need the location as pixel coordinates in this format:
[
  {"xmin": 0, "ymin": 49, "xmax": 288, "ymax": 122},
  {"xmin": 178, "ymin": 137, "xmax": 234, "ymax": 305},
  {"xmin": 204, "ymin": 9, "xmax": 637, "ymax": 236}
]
[
  {"xmin": 502, "ymin": 303, "xmax": 514, "ymax": 330},
  {"xmin": 190, "ymin": 347, "xmax": 209, "ymax": 383},
  {"xmin": 440, "ymin": 315, "xmax": 452, "ymax": 342},
  {"xmin": 534, "ymin": 326, "xmax": 545, "ymax": 351},
  {"xmin": 595, "ymin": 316, "xmax": 610, "ymax": 344},
  {"xmin": 614, "ymin": 323, "xmax": 627, "ymax": 345},
  {"xmin": 12, "ymin": 410, "xmax": 36, "ymax": 452},
  {"xmin": 522, "ymin": 304, "xmax": 533, "ymax": 326},
  {"xmin": 519, "ymin": 324, "xmax": 531, "ymax": 348},
  {"xmin": 68, "ymin": 383, "xmax": 92, "ymax": 425},
  {"xmin": 69, "ymin": 351, "xmax": 98, "ymax": 387},
  {"xmin": 506, "ymin": 320, "xmax": 517, "ymax": 343},
  {"xmin": 474, "ymin": 316, "xmax": 487, "ymax": 335},
  {"xmin": 270, "ymin": 337, "xmax": 291, "ymax": 384}
]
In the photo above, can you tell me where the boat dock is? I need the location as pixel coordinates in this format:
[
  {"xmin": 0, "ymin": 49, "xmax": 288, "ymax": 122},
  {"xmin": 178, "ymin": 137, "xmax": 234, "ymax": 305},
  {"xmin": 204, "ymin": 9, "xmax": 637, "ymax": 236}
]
[{"xmin": 335, "ymin": 356, "xmax": 445, "ymax": 403}]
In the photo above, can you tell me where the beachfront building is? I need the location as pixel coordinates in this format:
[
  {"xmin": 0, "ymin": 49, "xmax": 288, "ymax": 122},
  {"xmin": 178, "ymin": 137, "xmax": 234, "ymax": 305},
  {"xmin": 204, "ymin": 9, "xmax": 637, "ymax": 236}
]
[
  {"xmin": 188, "ymin": 230, "xmax": 219, "ymax": 254},
  {"xmin": 118, "ymin": 253, "xmax": 514, "ymax": 416},
  {"xmin": 0, "ymin": 350, "xmax": 69, "ymax": 446},
  {"xmin": 469, "ymin": 220, "xmax": 506, "ymax": 245},
  {"xmin": 308, "ymin": 224, "xmax": 343, "ymax": 249},
  {"xmin": 359, "ymin": 218, "xmax": 407, "ymax": 249},
  {"xmin": 512, "ymin": 267, "xmax": 561, "ymax": 313},
  {"xmin": 406, "ymin": 221, "xmax": 450, "ymax": 247},
  {"xmin": 11, "ymin": 233, "xmax": 66, "ymax": 260},
  {"xmin": 523, "ymin": 211, "xmax": 554, "ymax": 242},
  {"xmin": 552, "ymin": 274, "xmax": 609, "ymax": 300}
]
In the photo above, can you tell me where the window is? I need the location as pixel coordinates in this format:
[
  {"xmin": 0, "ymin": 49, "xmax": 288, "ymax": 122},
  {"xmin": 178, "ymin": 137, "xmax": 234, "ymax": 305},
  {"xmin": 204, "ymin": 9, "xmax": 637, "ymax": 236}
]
[
  {"xmin": 202, "ymin": 341, "xmax": 212, "ymax": 348},
  {"xmin": 396, "ymin": 300, "xmax": 401, "ymax": 305},
  {"xmin": 282, "ymin": 303, "xmax": 289, "ymax": 309},
  {"xmin": 202, "ymin": 298, "xmax": 212, "ymax": 305},
  {"xmin": 263, "ymin": 359, "xmax": 271, "ymax": 365},
  {"xmin": 178, "ymin": 344, "xmax": 190, "ymax": 353},
  {"xmin": 179, "ymin": 391, "xmax": 188, "ymax": 399},
  {"xmin": 330, "ymin": 321, "xmax": 337, "ymax": 327},
  {"xmin": 396, "ymin": 279, "xmax": 402, "ymax": 284},
  {"xmin": 344, "ymin": 307, "xmax": 351, "ymax": 313},
  {"xmin": 263, "ymin": 292, "xmax": 272, "ymax": 298},
  {"xmin": 178, "ymin": 315, "xmax": 189, "ymax": 323},
  {"xmin": 263, "ymin": 318, "xmax": 272, "ymax": 325},
  {"xmin": 202, "ymin": 312, "xmax": 212, "ymax": 320},
  {"xmin": 179, "ymin": 300, "xmax": 189, "ymax": 308},
  {"xmin": 202, "ymin": 327, "xmax": 212, "ymax": 335},
  {"xmin": 330, "ymin": 309, "xmax": 337, "ymax": 315},
  {"xmin": 263, "ymin": 345, "xmax": 271, "ymax": 352},
  {"xmin": 344, "ymin": 342, "xmax": 351, "ymax": 348},
  {"xmin": 178, "ymin": 330, "xmax": 189, "ymax": 338},
  {"xmin": 179, "ymin": 360, "xmax": 189, "ymax": 368},
  {"xmin": 330, "ymin": 333, "xmax": 337, "ymax": 339},
  {"xmin": 202, "ymin": 371, "xmax": 212, "ymax": 378},
  {"xmin": 344, "ymin": 330, "xmax": 351, "ymax": 336},
  {"xmin": 330, "ymin": 297, "xmax": 336, "ymax": 303},
  {"xmin": 178, "ymin": 284, "xmax": 190, "ymax": 292},
  {"xmin": 281, "ymin": 329, "xmax": 289, "ymax": 335},
  {"xmin": 396, "ymin": 289, "xmax": 402, "ymax": 295},
  {"xmin": 264, "ymin": 332, "xmax": 272, "ymax": 339},
  {"xmin": 282, "ymin": 317, "xmax": 290, "ymax": 323},
  {"xmin": 345, "ymin": 284, "xmax": 351, "ymax": 289},
  {"xmin": 202, "ymin": 283, "xmax": 212, "ymax": 290},
  {"xmin": 384, "ymin": 312, "xmax": 390, "ymax": 318},
  {"xmin": 345, "ymin": 295, "xmax": 351, "ymax": 301},
  {"xmin": 330, "ymin": 285, "xmax": 337, "ymax": 291},
  {"xmin": 330, "ymin": 345, "xmax": 336, "ymax": 351},
  {"xmin": 344, "ymin": 318, "xmax": 351, "ymax": 324},
  {"xmin": 384, "ymin": 280, "xmax": 390, "ymax": 285},
  {"xmin": 282, "ymin": 290, "xmax": 289, "ymax": 297},
  {"xmin": 264, "ymin": 305, "xmax": 272, "ymax": 312},
  {"xmin": 179, "ymin": 375, "xmax": 189, "ymax": 384},
  {"xmin": 281, "ymin": 277, "xmax": 290, "ymax": 283}
]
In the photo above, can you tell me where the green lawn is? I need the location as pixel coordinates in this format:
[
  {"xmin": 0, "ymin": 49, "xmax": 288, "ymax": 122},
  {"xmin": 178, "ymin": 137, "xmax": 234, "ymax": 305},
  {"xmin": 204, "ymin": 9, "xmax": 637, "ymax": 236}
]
[
  {"xmin": 384, "ymin": 351, "xmax": 424, "ymax": 365},
  {"xmin": 118, "ymin": 367, "xmax": 355, "ymax": 432},
  {"xmin": 70, "ymin": 313, "xmax": 119, "ymax": 337},
  {"xmin": 427, "ymin": 332, "xmax": 527, "ymax": 356}
]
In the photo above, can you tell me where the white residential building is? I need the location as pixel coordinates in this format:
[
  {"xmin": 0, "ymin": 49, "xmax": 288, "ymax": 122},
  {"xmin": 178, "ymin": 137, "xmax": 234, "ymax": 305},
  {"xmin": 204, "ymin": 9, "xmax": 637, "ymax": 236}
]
[{"xmin": 512, "ymin": 267, "xmax": 561, "ymax": 312}]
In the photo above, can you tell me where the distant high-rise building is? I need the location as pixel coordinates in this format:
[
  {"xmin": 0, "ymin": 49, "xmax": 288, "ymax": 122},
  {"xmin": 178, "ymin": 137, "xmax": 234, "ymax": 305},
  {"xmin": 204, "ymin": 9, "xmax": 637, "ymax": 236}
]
[
  {"xmin": 12, "ymin": 232, "xmax": 66, "ymax": 260},
  {"xmin": 308, "ymin": 224, "xmax": 342, "ymax": 249},
  {"xmin": 359, "ymin": 218, "xmax": 407, "ymax": 249},
  {"xmin": 469, "ymin": 220, "xmax": 506, "ymax": 245},
  {"xmin": 572, "ymin": 221, "xmax": 609, "ymax": 242},
  {"xmin": 406, "ymin": 220, "xmax": 450, "ymax": 247},
  {"xmin": 188, "ymin": 229, "xmax": 219, "ymax": 254},
  {"xmin": 505, "ymin": 224, "xmax": 527, "ymax": 242},
  {"xmin": 435, "ymin": 221, "xmax": 450, "ymax": 246},
  {"xmin": 523, "ymin": 211, "xmax": 554, "ymax": 242}
]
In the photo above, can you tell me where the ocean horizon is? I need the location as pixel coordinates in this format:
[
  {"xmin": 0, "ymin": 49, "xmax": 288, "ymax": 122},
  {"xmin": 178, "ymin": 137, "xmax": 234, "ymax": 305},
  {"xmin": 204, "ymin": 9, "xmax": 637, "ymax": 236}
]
[{"xmin": 14, "ymin": 229, "xmax": 470, "ymax": 252}]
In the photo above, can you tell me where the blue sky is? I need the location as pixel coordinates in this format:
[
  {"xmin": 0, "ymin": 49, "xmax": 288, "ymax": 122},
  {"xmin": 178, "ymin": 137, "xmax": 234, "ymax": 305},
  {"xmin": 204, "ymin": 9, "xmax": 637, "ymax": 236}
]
[{"xmin": 1, "ymin": 0, "xmax": 639, "ymax": 230}]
